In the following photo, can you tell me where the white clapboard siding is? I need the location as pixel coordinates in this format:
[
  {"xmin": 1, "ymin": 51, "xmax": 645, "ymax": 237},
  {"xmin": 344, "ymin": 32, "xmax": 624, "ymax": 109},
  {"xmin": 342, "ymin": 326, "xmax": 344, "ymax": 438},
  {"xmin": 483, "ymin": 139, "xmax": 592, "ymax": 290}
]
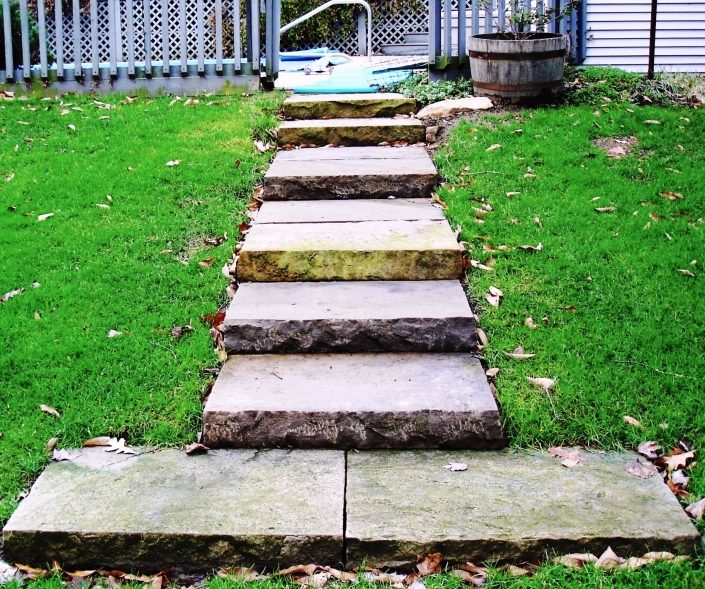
[{"xmin": 585, "ymin": 0, "xmax": 705, "ymax": 72}]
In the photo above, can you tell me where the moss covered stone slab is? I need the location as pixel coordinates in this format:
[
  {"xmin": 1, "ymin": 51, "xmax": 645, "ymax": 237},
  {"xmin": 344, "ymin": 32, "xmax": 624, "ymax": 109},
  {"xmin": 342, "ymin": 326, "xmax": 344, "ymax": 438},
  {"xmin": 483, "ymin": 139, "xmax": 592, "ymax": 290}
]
[
  {"xmin": 346, "ymin": 450, "xmax": 701, "ymax": 568},
  {"xmin": 283, "ymin": 93, "xmax": 417, "ymax": 120},
  {"xmin": 263, "ymin": 146, "xmax": 437, "ymax": 200},
  {"xmin": 203, "ymin": 353, "xmax": 502, "ymax": 449},
  {"xmin": 222, "ymin": 280, "xmax": 477, "ymax": 354},
  {"xmin": 277, "ymin": 118, "xmax": 426, "ymax": 147},
  {"xmin": 2, "ymin": 449, "xmax": 344, "ymax": 571},
  {"xmin": 236, "ymin": 220, "xmax": 463, "ymax": 282}
]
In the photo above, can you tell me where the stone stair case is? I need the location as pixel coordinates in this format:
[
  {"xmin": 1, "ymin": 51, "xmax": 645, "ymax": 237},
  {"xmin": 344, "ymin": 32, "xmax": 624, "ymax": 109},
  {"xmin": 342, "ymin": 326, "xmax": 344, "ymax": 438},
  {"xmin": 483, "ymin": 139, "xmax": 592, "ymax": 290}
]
[{"xmin": 2, "ymin": 92, "xmax": 699, "ymax": 573}]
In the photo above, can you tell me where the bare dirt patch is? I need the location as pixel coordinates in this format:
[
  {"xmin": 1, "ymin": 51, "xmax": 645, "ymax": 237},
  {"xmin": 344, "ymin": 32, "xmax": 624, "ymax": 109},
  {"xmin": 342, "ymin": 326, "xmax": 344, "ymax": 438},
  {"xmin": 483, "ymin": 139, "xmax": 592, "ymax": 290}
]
[{"xmin": 593, "ymin": 136, "xmax": 637, "ymax": 159}]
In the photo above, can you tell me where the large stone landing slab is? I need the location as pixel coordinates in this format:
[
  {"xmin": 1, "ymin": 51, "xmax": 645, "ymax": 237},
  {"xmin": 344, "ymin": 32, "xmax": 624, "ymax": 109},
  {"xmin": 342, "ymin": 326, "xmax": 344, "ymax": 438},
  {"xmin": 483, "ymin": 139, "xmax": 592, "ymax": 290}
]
[
  {"xmin": 222, "ymin": 281, "xmax": 477, "ymax": 353},
  {"xmin": 2, "ymin": 449, "xmax": 344, "ymax": 571},
  {"xmin": 283, "ymin": 93, "xmax": 416, "ymax": 120},
  {"xmin": 277, "ymin": 118, "xmax": 426, "ymax": 147},
  {"xmin": 203, "ymin": 353, "xmax": 503, "ymax": 449},
  {"xmin": 263, "ymin": 146, "xmax": 437, "ymax": 200},
  {"xmin": 236, "ymin": 219, "xmax": 463, "ymax": 282},
  {"xmin": 346, "ymin": 450, "xmax": 701, "ymax": 568}
]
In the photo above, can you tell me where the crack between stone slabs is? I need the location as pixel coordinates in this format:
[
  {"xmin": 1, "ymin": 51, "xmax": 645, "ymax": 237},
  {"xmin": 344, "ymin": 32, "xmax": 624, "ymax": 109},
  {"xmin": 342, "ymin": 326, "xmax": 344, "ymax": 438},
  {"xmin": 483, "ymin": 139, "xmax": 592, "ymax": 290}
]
[{"xmin": 342, "ymin": 449, "xmax": 348, "ymax": 568}]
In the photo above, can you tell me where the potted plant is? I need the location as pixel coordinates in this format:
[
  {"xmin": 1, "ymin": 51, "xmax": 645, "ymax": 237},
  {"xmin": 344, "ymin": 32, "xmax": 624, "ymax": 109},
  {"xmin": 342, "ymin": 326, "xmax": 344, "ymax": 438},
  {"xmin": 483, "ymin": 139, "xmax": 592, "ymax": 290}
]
[{"xmin": 468, "ymin": 0, "xmax": 580, "ymax": 101}]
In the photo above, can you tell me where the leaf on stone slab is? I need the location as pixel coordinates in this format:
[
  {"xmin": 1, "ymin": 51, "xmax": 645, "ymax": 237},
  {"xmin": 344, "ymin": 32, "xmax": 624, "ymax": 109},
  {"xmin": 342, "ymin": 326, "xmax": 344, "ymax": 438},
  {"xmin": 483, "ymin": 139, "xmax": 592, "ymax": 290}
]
[
  {"xmin": 548, "ymin": 447, "xmax": 581, "ymax": 468},
  {"xmin": 527, "ymin": 377, "xmax": 555, "ymax": 392},
  {"xmin": 40, "ymin": 404, "xmax": 61, "ymax": 418},
  {"xmin": 1, "ymin": 288, "xmax": 24, "ymax": 303},
  {"xmin": 185, "ymin": 442, "xmax": 209, "ymax": 455},
  {"xmin": 660, "ymin": 191, "xmax": 684, "ymax": 201},
  {"xmin": 52, "ymin": 448, "xmax": 76, "ymax": 462},
  {"xmin": 623, "ymin": 415, "xmax": 643, "ymax": 428},
  {"xmin": 685, "ymin": 497, "xmax": 705, "ymax": 520},
  {"xmin": 506, "ymin": 346, "xmax": 535, "ymax": 360},
  {"xmin": 83, "ymin": 436, "xmax": 113, "ymax": 447},
  {"xmin": 625, "ymin": 460, "xmax": 659, "ymax": 479},
  {"xmin": 595, "ymin": 547, "xmax": 625, "ymax": 571},
  {"xmin": 443, "ymin": 462, "xmax": 468, "ymax": 472},
  {"xmin": 637, "ymin": 440, "xmax": 662, "ymax": 460},
  {"xmin": 595, "ymin": 207, "xmax": 616, "ymax": 213},
  {"xmin": 553, "ymin": 553, "xmax": 597, "ymax": 569},
  {"xmin": 105, "ymin": 437, "xmax": 138, "ymax": 455}
]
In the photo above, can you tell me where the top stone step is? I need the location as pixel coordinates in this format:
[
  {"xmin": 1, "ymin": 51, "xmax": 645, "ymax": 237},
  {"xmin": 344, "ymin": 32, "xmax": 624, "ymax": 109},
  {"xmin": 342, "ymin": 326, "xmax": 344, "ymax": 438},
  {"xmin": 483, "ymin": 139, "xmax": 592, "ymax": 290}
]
[
  {"xmin": 277, "ymin": 118, "xmax": 426, "ymax": 148},
  {"xmin": 283, "ymin": 93, "xmax": 417, "ymax": 120}
]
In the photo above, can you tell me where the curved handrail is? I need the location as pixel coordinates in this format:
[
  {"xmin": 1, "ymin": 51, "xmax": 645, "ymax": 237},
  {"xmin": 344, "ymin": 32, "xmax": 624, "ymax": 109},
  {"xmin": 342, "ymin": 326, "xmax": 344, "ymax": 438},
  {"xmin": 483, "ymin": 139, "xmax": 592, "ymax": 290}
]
[{"xmin": 281, "ymin": 0, "xmax": 373, "ymax": 60}]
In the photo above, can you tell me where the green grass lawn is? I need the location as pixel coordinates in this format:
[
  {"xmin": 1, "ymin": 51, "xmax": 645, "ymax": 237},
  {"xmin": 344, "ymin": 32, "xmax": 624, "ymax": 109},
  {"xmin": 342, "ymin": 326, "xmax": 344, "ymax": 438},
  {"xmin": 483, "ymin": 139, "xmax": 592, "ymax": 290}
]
[
  {"xmin": 436, "ymin": 103, "xmax": 705, "ymax": 526},
  {"xmin": 0, "ymin": 90, "xmax": 281, "ymax": 523}
]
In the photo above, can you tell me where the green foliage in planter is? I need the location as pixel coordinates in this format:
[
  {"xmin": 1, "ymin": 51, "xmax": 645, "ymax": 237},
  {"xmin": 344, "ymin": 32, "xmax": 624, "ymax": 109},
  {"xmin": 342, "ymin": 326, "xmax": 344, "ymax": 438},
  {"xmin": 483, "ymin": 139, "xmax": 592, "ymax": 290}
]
[
  {"xmin": 391, "ymin": 72, "xmax": 475, "ymax": 107},
  {"xmin": 0, "ymin": 0, "xmax": 42, "ymax": 69}
]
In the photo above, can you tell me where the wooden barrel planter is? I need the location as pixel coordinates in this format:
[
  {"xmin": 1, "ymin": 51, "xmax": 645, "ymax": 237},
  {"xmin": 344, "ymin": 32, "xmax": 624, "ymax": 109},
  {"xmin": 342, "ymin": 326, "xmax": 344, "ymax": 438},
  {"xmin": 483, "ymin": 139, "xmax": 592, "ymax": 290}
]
[{"xmin": 469, "ymin": 33, "xmax": 568, "ymax": 101}]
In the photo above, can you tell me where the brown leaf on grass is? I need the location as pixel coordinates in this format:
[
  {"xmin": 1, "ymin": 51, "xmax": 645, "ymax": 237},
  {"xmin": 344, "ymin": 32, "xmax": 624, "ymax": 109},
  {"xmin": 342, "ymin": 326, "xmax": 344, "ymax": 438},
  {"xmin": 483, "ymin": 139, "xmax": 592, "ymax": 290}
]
[
  {"xmin": 169, "ymin": 324, "xmax": 194, "ymax": 339},
  {"xmin": 277, "ymin": 564, "xmax": 319, "ymax": 578},
  {"xmin": 642, "ymin": 552, "xmax": 676, "ymax": 562},
  {"xmin": 65, "ymin": 570, "xmax": 97, "ymax": 578},
  {"xmin": 595, "ymin": 207, "xmax": 616, "ymax": 213},
  {"xmin": 476, "ymin": 328, "xmax": 489, "ymax": 347},
  {"xmin": 637, "ymin": 441, "xmax": 662, "ymax": 460},
  {"xmin": 486, "ymin": 143, "xmax": 501, "ymax": 152},
  {"xmin": 527, "ymin": 377, "xmax": 555, "ymax": 392},
  {"xmin": 524, "ymin": 317, "xmax": 537, "ymax": 329},
  {"xmin": 504, "ymin": 565, "xmax": 531, "ymax": 577},
  {"xmin": 166, "ymin": 160, "xmax": 181, "ymax": 167},
  {"xmin": 667, "ymin": 478, "xmax": 690, "ymax": 499},
  {"xmin": 644, "ymin": 119, "xmax": 661, "ymax": 125},
  {"xmin": 621, "ymin": 557, "xmax": 649, "ymax": 570},
  {"xmin": 15, "ymin": 564, "xmax": 50, "ymax": 579},
  {"xmin": 1, "ymin": 288, "xmax": 24, "ymax": 303},
  {"xmin": 483, "ymin": 244, "xmax": 511, "ymax": 252},
  {"xmin": 185, "ymin": 442, "xmax": 209, "ymax": 455},
  {"xmin": 486, "ymin": 368, "xmax": 500, "ymax": 378},
  {"xmin": 46, "ymin": 437, "xmax": 59, "ymax": 452},
  {"xmin": 563, "ymin": 305, "xmax": 577, "ymax": 312},
  {"xmin": 671, "ymin": 470, "xmax": 690, "ymax": 487},
  {"xmin": 553, "ymin": 553, "xmax": 597, "ymax": 569},
  {"xmin": 201, "ymin": 309, "xmax": 226, "ymax": 328},
  {"xmin": 414, "ymin": 552, "xmax": 442, "ymax": 577},
  {"xmin": 660, "ymin": 191, "xmax": 684, "ymax": 201},
  {"xmin": 677, "ymin": 269, "xmax": 695, "ymax": 277},
  {"xmin": 506, "ymin": 191, "xmax": 521, "ymax": 197},
  {"xmin": 449, "ymin": 570, "xmax": 485, "ymax": 587},
  {"xmin": 548, "ymin": 447, "xmax": 581, "ymax": 468},
  {"xmin": 83, "ymin": 436, "xmax": 112, "ymax": 447},
  {"xmin": 623, "ymin": 415, "xmax": 643, "ymax": 428},
  {"xmin": 517, "ymin": 243, "xmax": 543, "ymax": 252},
  {"xmin": 595, "ymin": 547, "xmax": 625, "ymax": 571},
  {"xmin": 506, "ymin": 346, "xmax": 535, "ymax": 360},
  {"xmin": 40, "ymin": 404, "xmax": 61, "ymax": 418},
  {"xmin": 198, "ymin": 257, "xmax": 216, "ymax": 268},
  {"xmin": 470, "ymin": 259, "xmax": 494, "ymax": 272},
  {"xmin": 625, "ymin": 460, "xmax": 659, "ymax": 479},
  {"xmin": 486, "ymin": 286, "xmax": 503, "ymax": 307},
  {"xmin": 685, "ymin": 497, "xmax": 705, "ymax": 520},
  {"xmin": 218, "ymin": 567, "xmax": 264, "ymax": 580},
  {"xmin": 204, "ymin": 233, "xmax": 228, "ymax": 247},
  {"xmin": 662, "ymin": 450, "xmax": 696, "ymax": 471}
]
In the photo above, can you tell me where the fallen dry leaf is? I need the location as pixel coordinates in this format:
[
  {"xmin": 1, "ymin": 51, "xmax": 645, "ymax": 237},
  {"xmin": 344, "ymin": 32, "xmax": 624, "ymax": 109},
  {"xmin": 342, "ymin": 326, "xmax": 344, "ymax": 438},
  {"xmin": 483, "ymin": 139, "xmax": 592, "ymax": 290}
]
[
  {"xmin": 553, "ymin": 553, "xmax": 597, "ymax": 569},
  {"xmin": 40, "ymin": 404, "xmax": 61, "ymax": 418},
  {"xmin": 83, "ymin": 436, "xmax": 112, "ymax": 447},
  {"xmin": 506, "ymin": 191, "xmax": 521, "ymax": 197},
  {"xmin": 218, "ymin": 567, "xmax": 263, "ymax": 580},
  {"xmin": 46, "ymin": 437, "xmax": 59, "ymax": 452},
  {"xmin": 204, "ymin": 233, "xmax": 228, "ymax": 247},
  {"xmin": 527, "ymin": 377, "xmax": 555, "ymax": 392},
  {"xmin": 52, "ymin": 449, "xmax": 75, "ymax": 462},
  {"xmin": 685, "ymin": 497, "xmax": 705, "ymax": 520},
  {"xmin": 166, "ymin": 160, "xmax": 181, "ymax": 167},
  {"xmin": 663, "ymin": 450, "xmax": 696, "ymax": 471},
  {"xmin": 443, "ymin": 462, "xmax": 468, "ymax": 472},
  {"xmin": 642, "ymin": 551, "xmax": 675, "ymax": 562},
  {"xmin": 625, "ymin": 460, "xmax": 659, "ymax": 479},
  {"xmin": 107, "ymin": 329, "xmax": 122, "ymax": 338},
  {"xmin": 14, "ymin": 564, "xmax": 50, "ymax": 579},
  {"xmin": 644, "ymin": 119, "xmax": 661, "ymax": 125},
  {"xmin": 37, "ymin": 212, "xmax": 54, "ymax": 222},
  {"xmin": 677, "ymin": 269, "xmax": 695, "ymax": 277},
  {"xmin": 486, "ymin": 143, "xmax": 501, "ymax": 152},
  {"xmin": 105, "ymin": 438, "xmax": 138, "ymax": 455},
  {"xmin": 199, "ymin": 257, "xmax": 216, "ymax": 268},
  {"xmin": 621, "ymin": 557, "xmax": 649, "ymax": 570},
  {"xmin": 524, "ymin": 317, "xmax": 537, "ymax": 329},
  {"xmin": 595, "ymin": 207, "xmax": 616, "ymax": 213},
  {"xmin": 671, "ymin": 470, "xmax": 690, "ymax": 487},
  {"xmin": 185, "ymin": 442, "xmax": 209, "ymax": 455},
  {"xmin": 470, "ymin": 259, "xmax": 494, "ymax": 272},
  {"xmin": 476, "ymin": 328, "xmax": 489, "ymax": 347},
  {"xmin": 595, "ymin": 547, "xmax": 625, "ymax": 571},
  {"xmin": 1, "ymin": 288, "xmax": 24, "ymax": 303},
  {"xmin": 548, "ymin": 447, "xmax": 581, "ymax": 468},
  {"xmin": 660, "ymin": 191, "xmax": 684, "ymax": 201},
  {"xmin": 637, "ymin": 441, "xmax": 662, "ymax": 460},
  {"xmin": 623, "ymin": 415, "xmax": 643, "ymax": 428},
  {"xmin": 517, "ymin": 243, "xmax": 543, "ymax": 252},
  {"xmin": 504, "ymin": 565, "xmax": 531, "ymax": 577},
  {"xmin": 169, "ymin": 324, "xmax": 194, "ymax": 339},
  {"xmin": 506, "ymin": 346, "xmax": 535, "ymax": 360},
  {"xmin": 486, "ymin": 367, "xmax": 500, "ymax": 378},
  {"xmin": 96, "ymin": 203, "xmax": 110, "ymax": 210},
  {"xmin": 486, "ymin": 285, "xmax": 503, "ymax": 307}
]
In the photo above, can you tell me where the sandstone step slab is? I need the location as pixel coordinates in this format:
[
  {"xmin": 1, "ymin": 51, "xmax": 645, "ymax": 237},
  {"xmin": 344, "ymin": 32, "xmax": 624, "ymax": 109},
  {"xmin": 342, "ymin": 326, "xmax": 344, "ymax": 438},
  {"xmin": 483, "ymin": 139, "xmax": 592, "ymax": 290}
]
[
  {"xmin": 346, "ymin": 450, "xmax": 701, "ymax": 568},
  {"xmin": 255, "ymin": 198, "xmax": 444, "ymax": 224},
  {"xmin": 236, "ymin": 220, "xmax": 463, "ymax": 282},
  {"xmin": 223, "ymin": 280, "xmax": 476, "ymax": 354},
  {"xmin": 203, "ymin": 354, "xmax": 503, "ymax": 450},
  {"xmin": 277, "ymin": 118, "xmax": 426, "ymax": 147},
  {"xmin": 2, "ymin": 448, "xmax": 344, "ymax": 572},
  {"xmin": 263, "ymin": 146, "xmax": 438, "ymax": 200},
  {"xmin": 283, "ymin": 93, "xmax": 417, "ymax": 120}
]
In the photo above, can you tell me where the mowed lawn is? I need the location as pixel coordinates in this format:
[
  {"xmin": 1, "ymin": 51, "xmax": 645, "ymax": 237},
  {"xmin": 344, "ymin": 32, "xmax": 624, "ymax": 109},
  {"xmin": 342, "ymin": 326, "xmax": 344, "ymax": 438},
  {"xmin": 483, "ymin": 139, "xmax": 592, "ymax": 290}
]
[
  {"xmin": 0, "ymin": 90, "xmax": 280, "ymax": 523},
  {"xmin": 436, "ymin": 104, "xmax": 705, "ymax": 519}
]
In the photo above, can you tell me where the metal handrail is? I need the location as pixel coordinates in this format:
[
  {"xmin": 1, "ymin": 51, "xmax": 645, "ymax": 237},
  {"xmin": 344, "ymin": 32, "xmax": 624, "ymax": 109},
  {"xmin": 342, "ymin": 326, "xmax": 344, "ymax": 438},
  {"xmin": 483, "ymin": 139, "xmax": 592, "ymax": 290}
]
[{"xmin": 281, "ymin": 0, "xmax": 373, "ymax": 59}]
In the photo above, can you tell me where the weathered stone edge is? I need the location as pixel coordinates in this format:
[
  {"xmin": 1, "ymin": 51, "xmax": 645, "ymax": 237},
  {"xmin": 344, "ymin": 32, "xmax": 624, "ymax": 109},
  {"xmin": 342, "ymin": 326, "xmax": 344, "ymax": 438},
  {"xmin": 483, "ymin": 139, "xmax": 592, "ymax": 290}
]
[
  {"xmin": 262, "ymin": 174, "xmax": 438, "ymax": 200},
  {"xmin": 277, "ymin": 124, "xmax": 426, "ymax": 147},
  {"xmin": 283, "ymin": 99, "xmax": 417, "ymax": 120}
]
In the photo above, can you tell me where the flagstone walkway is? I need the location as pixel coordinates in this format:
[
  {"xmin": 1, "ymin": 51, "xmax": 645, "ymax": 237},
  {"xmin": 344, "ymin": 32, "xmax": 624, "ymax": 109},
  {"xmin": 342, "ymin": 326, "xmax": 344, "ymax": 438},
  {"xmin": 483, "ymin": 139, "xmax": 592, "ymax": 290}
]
[{"xmin": 2, "ymin": 93, "xmax": 699, "ymax": 572}]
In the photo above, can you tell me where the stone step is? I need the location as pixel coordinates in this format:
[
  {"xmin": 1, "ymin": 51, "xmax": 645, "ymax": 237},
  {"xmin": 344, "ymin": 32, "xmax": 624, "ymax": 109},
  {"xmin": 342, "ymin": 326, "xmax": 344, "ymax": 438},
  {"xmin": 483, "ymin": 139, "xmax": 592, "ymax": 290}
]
[
  {"xmin": 236, "ymin": 219, "xmax": 463, "ymax": 282},
  {"xmin": 2, "ymin": 448, "xmax": 344, "ymax": 572},
  {"xmin": 346, "ymin": 450, "xmax": 701, "ymax": 568},
  {"xmin": 255, "ymin": 198, "xmax": 444, "ymax": 224},
  {"xmin": 277, "ymin": 118, "xmax": 426, "ymax": 147},
  {"xmin": 222, "ymin": 280, "xmax": 476, "ymax": 354},
  {"xmin": 5, "ymin": 449, "xmax": 698, "ymax": 571},
  {"xmin": 283, "ymin": 93, "xmax": 417, "ymax": 120},
  {"xmin": 203, "ymin": 353, "xmax": 503, "ymax": 450},
  {"xmin": 263, "ymin": 146, "xmax": 438, "ymax": 200}
]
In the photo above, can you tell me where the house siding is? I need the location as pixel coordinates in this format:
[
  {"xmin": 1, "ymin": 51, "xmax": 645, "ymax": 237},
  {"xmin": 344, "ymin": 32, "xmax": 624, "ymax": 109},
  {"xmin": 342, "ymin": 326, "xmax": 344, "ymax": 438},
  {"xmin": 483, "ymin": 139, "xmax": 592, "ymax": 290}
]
[{"xmin": 584, "ymin": 0, "xmax": 705, "ymax": 72}]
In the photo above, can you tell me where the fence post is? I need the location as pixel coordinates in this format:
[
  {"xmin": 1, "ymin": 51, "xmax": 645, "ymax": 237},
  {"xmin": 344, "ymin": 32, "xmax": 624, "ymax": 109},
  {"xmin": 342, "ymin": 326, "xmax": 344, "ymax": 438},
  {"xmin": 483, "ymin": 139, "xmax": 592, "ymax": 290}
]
[
  {"xmin": 2, "ymin": 0, "xmax": 13, "ymax": 79},
  {"xmin": 19, "ymin": 0, "xmax": 31, "ymax": 79},
  {"xmin": 54, "ymin": 0, "xmax": 63, "ymax": 78},
  {"xmin": 357, "ymin": 9, "xmax": 366, "ymax": 56}
]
